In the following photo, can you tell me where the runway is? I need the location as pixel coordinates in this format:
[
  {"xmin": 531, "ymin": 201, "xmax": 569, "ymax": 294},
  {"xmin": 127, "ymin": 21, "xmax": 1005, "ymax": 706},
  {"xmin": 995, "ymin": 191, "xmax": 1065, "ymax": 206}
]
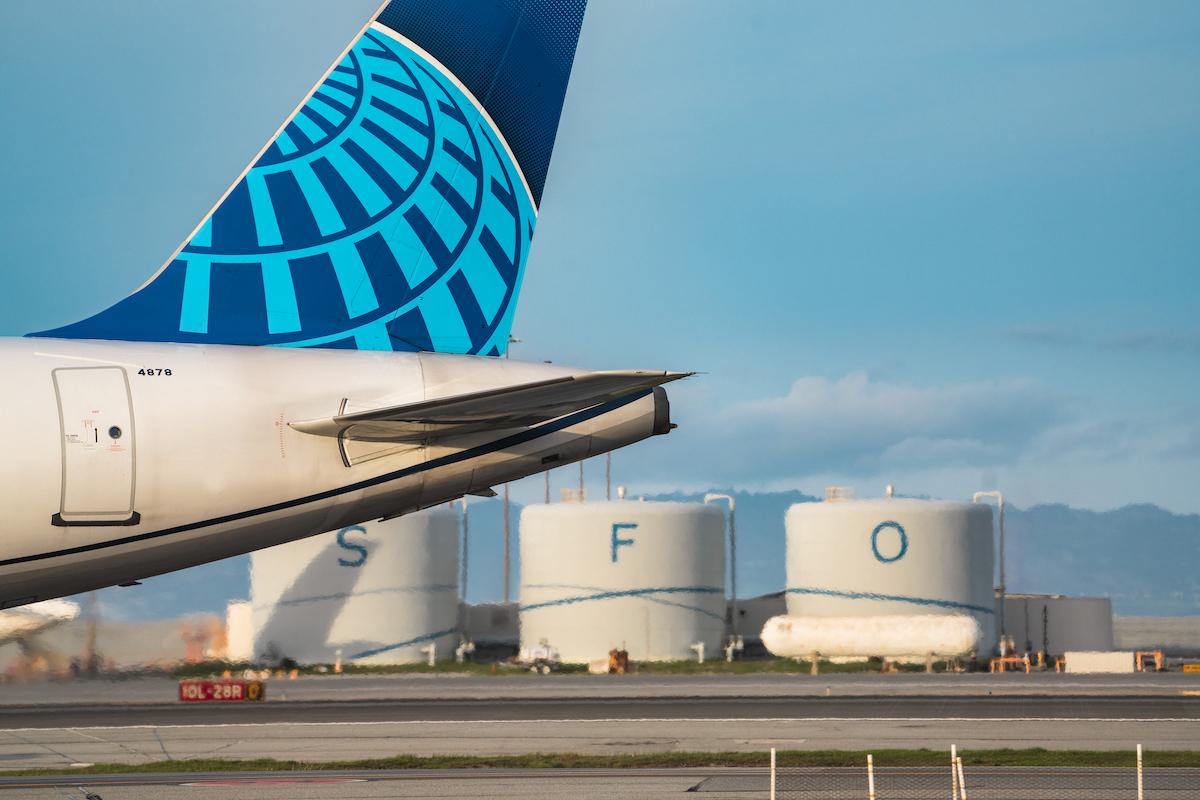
[
  {"xmin": 2, "ymin": 767, "xmax": 1199, "ymax": 799},
  {"xmin": 0, "ymin": 674, "xmax": 1196, "ymax": 770},
  {"xmin": 3, "ymin": 693, "xmax": 1197, "ymax": 728}
]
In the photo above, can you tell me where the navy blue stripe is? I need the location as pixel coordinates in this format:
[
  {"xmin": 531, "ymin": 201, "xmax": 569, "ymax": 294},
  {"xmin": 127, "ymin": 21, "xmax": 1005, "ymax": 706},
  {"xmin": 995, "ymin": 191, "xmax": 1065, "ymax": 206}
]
[
  {"xmin": 349, "ymin": 627, "xmax": 458, "ymax": 661},
  {"xmin": 361, "ymin": 118, "xmax": 426, "ymax": 172},
  {"xmin": 369, "ymin": 97, "xmax": 431, "ymax": 137},
  {"xmin": 442, "ymin": 140, "xmax": 480, "ymax": 177},
  {"xmin": 313, "ymin": 90, "xmax": 352, "ymax": 117},
  {"xmin": 403, "ymin": 206, "xmax": 453, "ymax": 270},
  {"xmin": 436, "ymin": 99, "xmax": 466, "ymax": 123},
  {"xmin": 208, "ymin": 262, "xmax": 268, "ymax": 341},
  {"xmin": 341, "ymin": 140, "xmax": 406, "ymax": 203},
  {"xmin": 284, "ymin": 121, "xmax": 313, "ymax": 149},
  {"xmin": 373, "ymin": 74, "xmax": 421, "ymax": 98},
  {"xmin": 362, "ymin": 30, "xmax": 403, "ymax": 62},
  {"xmin": 266, "ymin": 584, "xmax": 456, "ymax": 610},
  {"xmin": 478, "ymin": 226, "xmax": 517, "ymax": 284},
  {"xmin": 521, "ymin": 586, "xmax": 725, "ymax": 622},
  {"xmin": 1, "ymin": 391, "xmax": 653, "ymax": 568},
  {"xmin": 361, "ymin": 47, "xmax": 390, "ymax": 59},
  {"xmin": 333, "ymin": 65, "xmax": 357, "ymax": 77},
  {"xmin": 786, "ymin": 587, "xmax": 995, "ymax": 616},
  {"xmin": 289, "ymin": 251, "xmax": 350, "ymax": 331},
  {"xmin": 431, "ymin": 174, "xmax": 473, "ymax": 223},
  {"xmin": 323, "ymin": 78, "xmax": 359, "ymax": 98},
  {"xmin": 447, "ymin": 271, "xmax": 488, "ymax": 348},
  {"xmin": 355, "ymin": 231, "xmax": 410, "ymax": 309},
  {"xmin": 490, "ymin": 177, "xmax": 517, "ymax": 217},
  {"xmin": 210, "ymin": 179, "xmax": 258, "ymax": 252},
  {"xmin": 310, "ymin": 156, "xmax": 369, "ymax": 230},
  {"xmin": 299, "ymin": 106, "xmax": 336, "ymax": 135},
  {"xmin": 264, "ymin": 170, "xmax": 322, "ymax": 248}
]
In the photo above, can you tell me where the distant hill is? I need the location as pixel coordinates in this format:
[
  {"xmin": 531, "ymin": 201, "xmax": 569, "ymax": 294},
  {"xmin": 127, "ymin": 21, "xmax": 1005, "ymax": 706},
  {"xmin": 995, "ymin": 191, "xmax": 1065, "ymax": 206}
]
[
  {"xmin": 81, "ymin": 492, "xmax": 1199, "ymax": 619},
  {"xmin": 1005, "ymin": 503, "xmax": 1200, "ymax": 615}
]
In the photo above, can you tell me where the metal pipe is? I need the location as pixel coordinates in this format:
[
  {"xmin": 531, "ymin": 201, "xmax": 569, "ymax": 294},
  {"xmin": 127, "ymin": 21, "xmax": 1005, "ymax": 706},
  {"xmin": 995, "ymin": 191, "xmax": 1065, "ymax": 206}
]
[
  {"xmin": 973, "ymin": 490, "xmax": 1006, "ymax": 648},
  {"xmin": 457, "ymin": 497, "xmax": 470, "ymax": 609},
  {"xmin": 578, "ymin": 461, "xmax": 585, "ymax": 501},
  {"xmin": 544, "ymin": 470, "xmax": 550, "ymax": 504},
  {"xmin": 502, "ymin": 483, "xmax": 510, "ymax": 604},
  {"xmin": 704, "ymin": 493, "xmax": 738, "ymax": 640},
  {"xmin": 606, "ymin": 453, "xmax": 612, "ymax": 501},
  {"xmin": 502, "ymin": 335, "xmax": 519, "ymax": 604}
]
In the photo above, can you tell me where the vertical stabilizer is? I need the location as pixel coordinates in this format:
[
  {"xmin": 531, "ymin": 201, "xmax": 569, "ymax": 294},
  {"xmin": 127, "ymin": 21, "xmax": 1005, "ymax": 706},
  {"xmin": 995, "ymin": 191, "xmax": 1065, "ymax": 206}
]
[{"xmin": 32, "ymin": 0, "xmax": 587, "ymax": 355}]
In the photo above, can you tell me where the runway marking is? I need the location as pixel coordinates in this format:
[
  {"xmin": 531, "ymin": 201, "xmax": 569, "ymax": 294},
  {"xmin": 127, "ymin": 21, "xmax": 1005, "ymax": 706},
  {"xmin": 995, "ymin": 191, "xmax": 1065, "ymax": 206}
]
[{"xmin": 0, "ymin": 716, "xmax": 1196, "ymax": 734}]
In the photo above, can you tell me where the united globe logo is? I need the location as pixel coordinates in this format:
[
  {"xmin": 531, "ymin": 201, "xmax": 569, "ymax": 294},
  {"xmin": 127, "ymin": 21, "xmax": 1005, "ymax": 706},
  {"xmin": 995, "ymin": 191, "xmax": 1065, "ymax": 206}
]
[{"xmin": 55, "ymin": 26, "xmax": 535, "ymax": 356}]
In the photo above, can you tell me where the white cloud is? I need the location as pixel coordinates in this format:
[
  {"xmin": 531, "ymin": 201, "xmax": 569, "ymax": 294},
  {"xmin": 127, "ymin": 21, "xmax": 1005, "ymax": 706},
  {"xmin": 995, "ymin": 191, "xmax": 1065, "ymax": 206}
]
[{"xmin": 695, "ymin": 371, "xmax": 1066, "ymax": 480}]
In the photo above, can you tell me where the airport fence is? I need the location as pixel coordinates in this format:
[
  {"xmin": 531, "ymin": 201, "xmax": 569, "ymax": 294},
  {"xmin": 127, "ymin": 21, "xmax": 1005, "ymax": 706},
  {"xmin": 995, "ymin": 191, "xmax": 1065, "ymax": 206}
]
[{"xmin": 767, "ymin": 745, "xmax": 1199, "ymax": 799}]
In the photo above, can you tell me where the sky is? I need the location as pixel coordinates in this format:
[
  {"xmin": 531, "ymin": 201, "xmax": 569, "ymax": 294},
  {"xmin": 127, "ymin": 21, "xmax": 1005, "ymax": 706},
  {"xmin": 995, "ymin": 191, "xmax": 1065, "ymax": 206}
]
[{"xmin": 2, "ymin": 1, "xmax": 1198, "ymax": 513}]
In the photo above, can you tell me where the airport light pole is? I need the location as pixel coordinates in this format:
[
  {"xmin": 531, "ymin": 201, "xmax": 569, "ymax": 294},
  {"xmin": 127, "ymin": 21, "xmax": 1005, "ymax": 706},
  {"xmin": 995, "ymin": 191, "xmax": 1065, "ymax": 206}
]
[
  {"xmin": 704, "ymin": 493, "xmax": 738, "ymax": 640},
  {"xmin": 973, "ymin": 490, "xmax": 1006, "ymax": 649}
]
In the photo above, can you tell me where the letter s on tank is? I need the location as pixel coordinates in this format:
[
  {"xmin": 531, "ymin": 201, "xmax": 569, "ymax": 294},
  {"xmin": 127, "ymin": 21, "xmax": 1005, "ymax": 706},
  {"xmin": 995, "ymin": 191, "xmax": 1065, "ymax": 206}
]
[{"xmin": 336, "ymin": 525, "xmax": 369, "ymax": 567}]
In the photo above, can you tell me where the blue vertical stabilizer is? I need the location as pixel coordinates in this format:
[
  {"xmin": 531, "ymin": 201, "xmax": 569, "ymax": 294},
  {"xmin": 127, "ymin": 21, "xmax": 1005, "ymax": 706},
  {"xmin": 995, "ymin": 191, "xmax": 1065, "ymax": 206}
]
[{"xmin": 31, "ymin": 0, "xmax": 587, "ymax": 355}]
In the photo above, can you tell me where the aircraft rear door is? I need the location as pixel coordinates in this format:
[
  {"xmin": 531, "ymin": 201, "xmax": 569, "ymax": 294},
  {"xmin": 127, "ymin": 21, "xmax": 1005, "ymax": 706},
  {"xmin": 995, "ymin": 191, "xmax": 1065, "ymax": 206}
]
[{"xmin": 51, "ymin": 366, "xmax": 140, "ymax": 526}]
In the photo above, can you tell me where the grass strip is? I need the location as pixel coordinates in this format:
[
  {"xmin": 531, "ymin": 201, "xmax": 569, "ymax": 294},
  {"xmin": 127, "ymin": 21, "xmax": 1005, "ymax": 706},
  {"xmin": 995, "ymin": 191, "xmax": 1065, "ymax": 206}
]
[{"xmin": 5, "ymin": 749, "xmax": 1200, "ymax": 776}]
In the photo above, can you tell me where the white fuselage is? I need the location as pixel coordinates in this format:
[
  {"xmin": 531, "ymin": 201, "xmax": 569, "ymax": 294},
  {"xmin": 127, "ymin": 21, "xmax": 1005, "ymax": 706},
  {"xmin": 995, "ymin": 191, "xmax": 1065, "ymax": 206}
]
[{"xmin": 0, "ymin": 338, "xmax": 665, "ymax": 607}]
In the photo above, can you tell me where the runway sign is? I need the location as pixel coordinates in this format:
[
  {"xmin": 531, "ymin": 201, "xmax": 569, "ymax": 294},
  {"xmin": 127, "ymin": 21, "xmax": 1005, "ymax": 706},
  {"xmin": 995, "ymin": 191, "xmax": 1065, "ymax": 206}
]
[
  {"xmin": 178, "ymin": 679, "xmax": 265, "ymax": 702},
  {"xmin": 1184, "ymin": 664, "xmax": 1200, "ymax": 673}
]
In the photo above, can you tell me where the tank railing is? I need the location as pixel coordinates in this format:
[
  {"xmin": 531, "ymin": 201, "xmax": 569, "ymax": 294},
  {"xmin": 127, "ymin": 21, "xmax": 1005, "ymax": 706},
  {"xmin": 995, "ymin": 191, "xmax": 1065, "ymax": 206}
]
[{"xmin": 703, "ymin": 493, "xmax": 738, "ymax": 645}]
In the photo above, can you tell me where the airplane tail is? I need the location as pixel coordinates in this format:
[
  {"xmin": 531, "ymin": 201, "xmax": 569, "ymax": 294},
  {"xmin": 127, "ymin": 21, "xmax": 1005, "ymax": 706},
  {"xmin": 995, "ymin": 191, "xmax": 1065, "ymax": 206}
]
[{"xmin": 31, "ymin": 0, "xmax": 587, "ymax": 355}]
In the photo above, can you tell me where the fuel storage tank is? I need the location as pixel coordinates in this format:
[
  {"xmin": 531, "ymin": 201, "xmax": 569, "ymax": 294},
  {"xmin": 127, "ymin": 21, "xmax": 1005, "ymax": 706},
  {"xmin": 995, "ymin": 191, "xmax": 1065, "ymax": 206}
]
[
  {"xmin": 519, "ymin": 501, "xmax": 725, "ymax": 662},
  {"xmin": 781, "ymin": 498, "xmax": 996, "ymax": 655},
  {"xmin": 251, "ymin": 508, "xmax": 459, "ymax": 665}
]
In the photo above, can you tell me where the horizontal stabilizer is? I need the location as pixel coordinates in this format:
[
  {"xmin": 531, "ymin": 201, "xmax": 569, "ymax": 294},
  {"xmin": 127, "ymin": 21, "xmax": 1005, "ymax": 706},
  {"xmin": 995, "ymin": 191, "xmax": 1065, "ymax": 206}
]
[{"xmin": 290, "ymin": 370, "xmax": 690, "ymax": 443}]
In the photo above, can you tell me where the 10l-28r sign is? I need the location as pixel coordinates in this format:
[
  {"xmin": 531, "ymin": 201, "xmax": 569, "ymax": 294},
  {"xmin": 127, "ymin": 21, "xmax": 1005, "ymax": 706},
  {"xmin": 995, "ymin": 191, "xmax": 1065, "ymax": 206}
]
[{"xmin": 178, "ymin": 679, "xmax": 265, "ymax": 702}]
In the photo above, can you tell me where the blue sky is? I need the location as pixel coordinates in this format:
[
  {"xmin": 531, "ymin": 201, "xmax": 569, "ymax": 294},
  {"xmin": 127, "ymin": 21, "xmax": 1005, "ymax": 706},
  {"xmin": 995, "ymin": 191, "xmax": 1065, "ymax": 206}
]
[{"xmin": 2, "ymin": 1, "xmax": 1198, "ymax": 512}]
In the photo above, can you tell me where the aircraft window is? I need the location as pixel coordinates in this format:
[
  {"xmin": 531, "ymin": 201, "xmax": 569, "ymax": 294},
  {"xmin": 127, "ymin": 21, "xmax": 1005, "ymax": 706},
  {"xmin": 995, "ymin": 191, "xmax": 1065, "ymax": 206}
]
[{"xmin": 108, "ymin": 426, "xmax": 123, "ymax": 440}]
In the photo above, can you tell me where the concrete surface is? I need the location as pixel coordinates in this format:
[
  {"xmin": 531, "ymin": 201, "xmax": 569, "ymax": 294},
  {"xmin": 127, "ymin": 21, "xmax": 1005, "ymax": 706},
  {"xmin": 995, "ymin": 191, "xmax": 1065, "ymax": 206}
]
[
  {"xmin": 2, "ymin": 767, "xmax": 1198, "ymax": 800},
  {"xmin": 3, "ymin": 671, "xmax": 1199, "ymax": 706},
  {"xmin": 0, "ymin": 673, "xmax": 1196, "ymax": 770}
]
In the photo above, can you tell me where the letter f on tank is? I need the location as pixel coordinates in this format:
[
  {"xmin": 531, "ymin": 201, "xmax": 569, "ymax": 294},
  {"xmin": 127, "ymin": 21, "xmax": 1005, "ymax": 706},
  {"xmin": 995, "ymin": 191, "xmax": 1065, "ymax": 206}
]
[{"xmin": 611, "ymin": 523, "xmax": 637, "ymax": 562}]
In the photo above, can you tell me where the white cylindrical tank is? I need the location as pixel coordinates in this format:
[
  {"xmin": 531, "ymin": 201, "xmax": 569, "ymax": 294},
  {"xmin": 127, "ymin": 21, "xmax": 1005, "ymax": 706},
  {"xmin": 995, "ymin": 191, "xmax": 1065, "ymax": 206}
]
[
  {"xmin": 761, "ymin": 614, "xmax": 983, "ymax": 659},
  {"xmin": 519, "ymin": 501, "xmax": 725, "ymax": 662},
  {"xmin": 251, "ymin": 508, "xmax": 459, "ymax": 665},
  {"xmin": 1003, "ymin": 594, "xmax": 1113, "ymax": 656},
  {"xmin": 784, "ymin": 499, "xmax": 996, "ymax": 654}
]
